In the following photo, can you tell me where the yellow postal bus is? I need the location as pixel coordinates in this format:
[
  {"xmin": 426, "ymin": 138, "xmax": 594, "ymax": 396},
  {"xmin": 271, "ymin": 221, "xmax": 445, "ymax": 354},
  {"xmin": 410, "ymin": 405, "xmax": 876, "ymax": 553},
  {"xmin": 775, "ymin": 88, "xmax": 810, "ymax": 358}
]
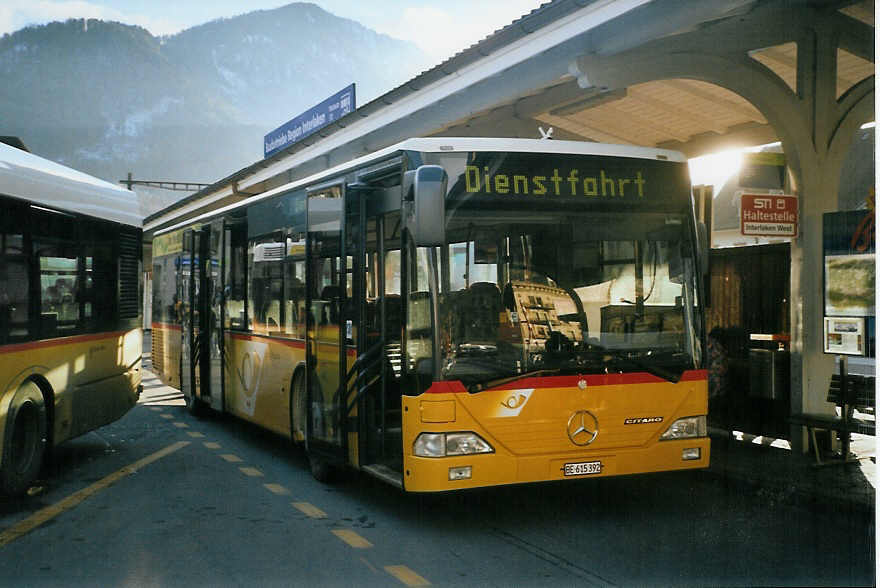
[
  {"xmin": 151, "ymin": 138, "xmax": 709, "ymax": 491},
  {"xmin": 0, "ymin": 141, "xmax": 142, "ymax": 495}
]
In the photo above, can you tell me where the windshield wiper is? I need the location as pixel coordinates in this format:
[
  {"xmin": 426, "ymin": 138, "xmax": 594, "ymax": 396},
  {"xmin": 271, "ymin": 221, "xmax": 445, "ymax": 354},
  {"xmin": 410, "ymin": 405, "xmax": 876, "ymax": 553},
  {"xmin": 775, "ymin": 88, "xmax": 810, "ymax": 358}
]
[
  {"xmin": 600, "ymin": 349, "xmax": 684, "ymax": 383},
  {"xmin": 468, "ymin": 369, "xmax": 561, "ymax": 393},
  {"xmin": 465, "ymin": 349, "xmax": 685, "ymax": 391}
]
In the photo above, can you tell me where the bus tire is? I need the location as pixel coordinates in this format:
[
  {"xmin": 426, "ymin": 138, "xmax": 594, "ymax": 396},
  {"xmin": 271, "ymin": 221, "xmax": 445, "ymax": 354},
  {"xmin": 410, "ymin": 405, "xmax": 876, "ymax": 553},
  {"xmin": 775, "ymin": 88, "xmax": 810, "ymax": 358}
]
[
  {"xmin": 290, "ymin": 370, "xmax": 306, "ymax": 444},
  {"xmin": 309, "ymin": 455, "xmax": 336, "ymax": 483},
  {"xmin": 0, "ymin": 381, "xmax": 48, "ymax": 496}
]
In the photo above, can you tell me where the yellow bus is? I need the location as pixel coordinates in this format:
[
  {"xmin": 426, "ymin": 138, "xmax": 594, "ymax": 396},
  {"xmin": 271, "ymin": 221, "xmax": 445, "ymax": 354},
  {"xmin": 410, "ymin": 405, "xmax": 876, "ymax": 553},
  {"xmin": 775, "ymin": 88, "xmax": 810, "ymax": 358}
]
[
  {"xmin": 0, "ymin": 141, "xmax": 142, "ymax": 495},
  {"xmin": 151, "ymin": 138, "xmax": 709, "ymax": 491}
]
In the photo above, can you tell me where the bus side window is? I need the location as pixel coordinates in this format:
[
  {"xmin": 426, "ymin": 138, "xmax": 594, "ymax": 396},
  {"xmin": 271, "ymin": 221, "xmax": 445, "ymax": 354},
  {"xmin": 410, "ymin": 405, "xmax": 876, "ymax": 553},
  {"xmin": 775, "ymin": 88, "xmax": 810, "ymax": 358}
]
[
  {"xmin": 0, "ymin": 232, "xmax": 29, "ymax": 343},
  {"xmin": 225, "ymin": 225, "xmax": 248, "ymax": 330},
  {"xmin": 248, "ymin": 237, "xmax": 284, "ymax": 334},
  {"xmin": 34, "ymin": 241, "xmax": 79, "ymax": 337},
  {"xmin": 284, "ymin": 271, "xmax": 305, "ymax": 338},
  {"xmin": 82, "ymin": 234, "xmax": 117, "ymax": 330}
]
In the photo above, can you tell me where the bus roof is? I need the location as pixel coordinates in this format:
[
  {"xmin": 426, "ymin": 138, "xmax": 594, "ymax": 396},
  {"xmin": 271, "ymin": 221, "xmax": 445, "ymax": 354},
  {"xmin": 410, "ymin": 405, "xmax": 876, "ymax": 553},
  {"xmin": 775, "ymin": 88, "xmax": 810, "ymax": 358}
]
[
  {"xmin": 0, "ymin": 142, "xmax": 142, "ymax": 228},
  {"xmin": 155, "ymin": 138, "xmax": 685, "ymax": 236},
  {"xmin": 395, "ymin": 138, "xmax": 686, "ymax": 161}
]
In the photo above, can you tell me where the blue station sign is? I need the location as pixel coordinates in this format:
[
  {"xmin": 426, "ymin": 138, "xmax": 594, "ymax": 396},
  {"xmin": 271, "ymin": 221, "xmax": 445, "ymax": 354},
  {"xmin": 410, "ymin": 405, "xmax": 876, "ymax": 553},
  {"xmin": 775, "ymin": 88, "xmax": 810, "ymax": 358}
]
[{"xmin": 263, "ymin": 84, "xmax": 356, "ymax": 158}]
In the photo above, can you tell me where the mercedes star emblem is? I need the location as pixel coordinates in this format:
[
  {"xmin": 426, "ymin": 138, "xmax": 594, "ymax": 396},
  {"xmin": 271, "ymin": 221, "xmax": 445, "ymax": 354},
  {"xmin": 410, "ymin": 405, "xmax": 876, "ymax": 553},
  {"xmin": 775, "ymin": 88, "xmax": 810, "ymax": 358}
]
[{"xmin": 567, "ymin": 410, "xmax": 599, "ymax": 446}]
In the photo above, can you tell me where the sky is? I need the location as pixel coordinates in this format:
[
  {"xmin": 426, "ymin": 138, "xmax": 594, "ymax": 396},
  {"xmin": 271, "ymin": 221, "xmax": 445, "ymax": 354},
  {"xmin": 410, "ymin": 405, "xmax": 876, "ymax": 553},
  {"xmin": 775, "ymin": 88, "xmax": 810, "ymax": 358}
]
[{"xmin": 0, "ymin": 0, "xmax": 543, "ymax": 60}]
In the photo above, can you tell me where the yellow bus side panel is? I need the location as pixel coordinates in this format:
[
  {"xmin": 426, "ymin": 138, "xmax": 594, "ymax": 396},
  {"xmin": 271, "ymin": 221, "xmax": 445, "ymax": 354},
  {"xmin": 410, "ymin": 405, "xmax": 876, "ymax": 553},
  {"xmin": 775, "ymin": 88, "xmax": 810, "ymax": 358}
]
[
  {"xmin": 224, "ymin": 334, "xmax": 305, "ymax": 437},
  {"xmin": 0, "ymin": 329, "xmax": 142, "ymax": 465}
]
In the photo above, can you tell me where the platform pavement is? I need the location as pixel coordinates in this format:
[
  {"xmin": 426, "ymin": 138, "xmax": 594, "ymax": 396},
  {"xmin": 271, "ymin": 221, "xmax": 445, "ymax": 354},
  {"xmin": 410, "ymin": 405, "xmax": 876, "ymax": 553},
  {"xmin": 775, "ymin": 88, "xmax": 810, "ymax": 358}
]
[
  {"xmin": 705, "ymin": 427, "xmax": 875, "ymax": 516},
  {"xmin": 141, "ymin": 331, "xmax": 874, "ymax": 515}
]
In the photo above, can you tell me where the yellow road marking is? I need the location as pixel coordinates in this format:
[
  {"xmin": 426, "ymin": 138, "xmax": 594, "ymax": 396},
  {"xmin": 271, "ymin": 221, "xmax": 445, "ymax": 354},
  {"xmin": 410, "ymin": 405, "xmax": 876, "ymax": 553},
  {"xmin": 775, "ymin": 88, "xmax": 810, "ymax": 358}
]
[
  {"xmin": 292, "ymin": 502, "xmax": 326, "ymax": 519},
  {"xmin": 239, "ymin": 467, "xmax": 263, "ymax": 477},
  {"xmin": 203, "ymin": 442, "xmax": 221, "ymax": 449},
  {"xmin": 384, "ymin": 565, "xmax": 431, "ymax": 586},
  {"xmin": 186, "ymin": 432, "xmax": 205, "ymax": 438},
  {"xmin": 220, "ymin": 454, "xmax": 242, "ymax": 463},
  {"xmin": 149, "ymin": 407, "xmax": 163, "ymax": 412},
  {"xmin": 172, "ymin": 422, "xmax": 189, "ymax": 428},
  {"xmin": 160, "ymin": 414, "xmax": 173, "ymax": 419},
  {"xmin": 0, "ymin": 441, "xmax": 190, "ymax": 548},
  {"xmin": 359, "ymin": 557, "xmax": 381, "ymax": 575},
  {"xmin": 331, "ymin": 529, "xmax": 372, "ymax": 549},
  {"xmin": 263, "ymin": 484, "xmax": 289, "ymax": 495}
]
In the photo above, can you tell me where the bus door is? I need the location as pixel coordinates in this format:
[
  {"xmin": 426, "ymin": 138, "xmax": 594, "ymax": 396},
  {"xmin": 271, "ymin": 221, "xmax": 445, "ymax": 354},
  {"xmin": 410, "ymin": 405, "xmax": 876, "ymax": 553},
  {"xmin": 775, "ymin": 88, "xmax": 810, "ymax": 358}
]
[
  {"xmin": 202, "ymin": 221, "xmax": 224, "ymax": 411},
  {"xmin": 181, "ymin": 224, "xmax": 224, "ymax": 412},
  {"xmin": 305, "ymin": 184, "xmax": 347, "ymax": 465},
  {"xmin": 359, "ymin": 199, "xmax": 405, "ymax": 482},
  {"xmin": 180, "ymin": 228, "xmax": 199, "ymax": 405}
]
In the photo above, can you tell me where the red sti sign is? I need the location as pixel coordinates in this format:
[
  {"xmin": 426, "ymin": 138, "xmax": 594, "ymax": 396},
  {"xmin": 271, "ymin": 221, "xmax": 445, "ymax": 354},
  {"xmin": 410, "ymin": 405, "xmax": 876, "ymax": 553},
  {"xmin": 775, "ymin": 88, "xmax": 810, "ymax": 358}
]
[{"xmin": 740, "ymin": 193, "xmax": 798, "ymax": 237}]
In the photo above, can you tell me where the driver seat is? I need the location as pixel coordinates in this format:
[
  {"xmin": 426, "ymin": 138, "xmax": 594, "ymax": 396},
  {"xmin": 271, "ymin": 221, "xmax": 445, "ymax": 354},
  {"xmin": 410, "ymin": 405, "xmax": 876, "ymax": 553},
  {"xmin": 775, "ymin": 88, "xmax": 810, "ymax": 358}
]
[{"xmin": 463, "ymin": 282, "xmax": 502, "ymax": 343}]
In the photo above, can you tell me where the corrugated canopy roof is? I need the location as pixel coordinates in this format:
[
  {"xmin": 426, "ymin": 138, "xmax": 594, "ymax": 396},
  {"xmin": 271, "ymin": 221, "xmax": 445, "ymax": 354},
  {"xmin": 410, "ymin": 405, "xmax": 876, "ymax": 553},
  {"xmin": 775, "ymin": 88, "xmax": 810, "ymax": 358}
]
[{"xmin": 144, "ymin": 0, "xmax": 874, "ymax": 234}]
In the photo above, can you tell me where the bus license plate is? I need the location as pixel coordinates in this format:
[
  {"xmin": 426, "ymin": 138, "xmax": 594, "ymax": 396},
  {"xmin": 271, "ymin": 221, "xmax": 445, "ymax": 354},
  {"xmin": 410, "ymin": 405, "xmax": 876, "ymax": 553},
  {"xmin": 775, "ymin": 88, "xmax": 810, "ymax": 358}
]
[{"xmin": 563, "ymin": 461, "xmax": 602, "ymax": 476}]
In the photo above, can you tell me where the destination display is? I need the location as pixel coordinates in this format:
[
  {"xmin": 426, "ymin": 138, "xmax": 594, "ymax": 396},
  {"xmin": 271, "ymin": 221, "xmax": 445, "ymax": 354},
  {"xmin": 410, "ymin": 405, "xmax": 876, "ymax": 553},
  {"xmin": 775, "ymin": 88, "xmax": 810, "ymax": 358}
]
[
  {"xmin": 432, "ymin": 152, "xmax": 692, "ymax": 210},
  {"xmin": 464, "ymin": 165, "xmax": 647, "ymax": 198}
]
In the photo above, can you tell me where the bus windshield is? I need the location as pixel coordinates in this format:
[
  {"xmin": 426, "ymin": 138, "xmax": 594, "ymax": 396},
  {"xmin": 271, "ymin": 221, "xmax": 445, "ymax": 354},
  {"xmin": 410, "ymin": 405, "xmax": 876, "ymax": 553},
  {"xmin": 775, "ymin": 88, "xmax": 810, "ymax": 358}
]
[
  {"xmin": 429, "ymin": 211, "xmax": 701, "ymax": 390},
  {"xmin": 411, "ymin": 150, "xmax": 703, "ymax": 391}
]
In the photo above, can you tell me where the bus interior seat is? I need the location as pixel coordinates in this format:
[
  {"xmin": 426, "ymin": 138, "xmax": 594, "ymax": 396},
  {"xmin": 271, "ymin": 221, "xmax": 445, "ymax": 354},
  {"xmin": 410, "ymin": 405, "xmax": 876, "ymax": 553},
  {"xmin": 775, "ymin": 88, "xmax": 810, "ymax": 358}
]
[
  {"xmin": 320, "ymin": 285, "xmax": 340, "ymax": 299},
  {"xmin": 320, "ymin": 285, "xmax": 341, "ymax": 324},
  {"xmin": 264, "ymin": 300, "xmax": 281, "ymax": 332},
  {"xmin": 502, "ymin": 282, "xmax": 517, "ymax": 312},
  {"xmin": 463, "ymin": 282, "xmax": 502, "ymax": 342}
]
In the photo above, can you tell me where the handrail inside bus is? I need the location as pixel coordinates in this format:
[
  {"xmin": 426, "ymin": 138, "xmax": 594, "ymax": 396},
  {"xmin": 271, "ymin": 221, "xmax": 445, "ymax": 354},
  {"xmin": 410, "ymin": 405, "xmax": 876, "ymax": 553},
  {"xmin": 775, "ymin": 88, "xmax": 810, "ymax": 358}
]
[{"xmin": 343, "ymin": 340, "xmax": 386, "ymax": 415}]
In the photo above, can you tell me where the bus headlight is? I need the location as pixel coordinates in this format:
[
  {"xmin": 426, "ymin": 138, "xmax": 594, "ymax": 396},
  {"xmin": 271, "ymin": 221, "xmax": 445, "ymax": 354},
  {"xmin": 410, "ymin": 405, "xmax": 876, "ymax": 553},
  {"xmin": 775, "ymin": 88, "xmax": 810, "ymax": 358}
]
[
  {"xmin": 659, "ymin": 416, "xmax": 707, "ymax": 440},
  {"xmin": 413, "ymin": 432, "xmax": 494, "ymax": 457}
]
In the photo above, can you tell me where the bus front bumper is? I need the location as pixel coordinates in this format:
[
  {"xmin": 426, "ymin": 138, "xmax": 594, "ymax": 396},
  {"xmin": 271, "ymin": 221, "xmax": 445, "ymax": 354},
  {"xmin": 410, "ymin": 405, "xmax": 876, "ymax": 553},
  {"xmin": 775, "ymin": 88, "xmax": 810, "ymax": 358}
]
[{"xmin": 402, "ymin": 437, "xmax": 710, "ymax": 493}]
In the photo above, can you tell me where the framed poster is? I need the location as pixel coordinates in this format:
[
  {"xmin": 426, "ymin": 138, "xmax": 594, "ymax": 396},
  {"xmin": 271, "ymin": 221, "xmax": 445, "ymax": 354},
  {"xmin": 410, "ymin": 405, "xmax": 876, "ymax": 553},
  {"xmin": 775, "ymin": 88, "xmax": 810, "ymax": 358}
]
[
  {"xmin": 823, "ymin": 316, "xmax": 866, "ymax": 356},
  {"xmin": 822, "ymin": 209, "xmax": 875, "ymax": 358},
  {"xmin": 824, "ymin": 253, "xmax": 876, "ymax": 316},
  {"xmin": 823, "ymin": 209, "xmax": 875, "ymax": 317}
]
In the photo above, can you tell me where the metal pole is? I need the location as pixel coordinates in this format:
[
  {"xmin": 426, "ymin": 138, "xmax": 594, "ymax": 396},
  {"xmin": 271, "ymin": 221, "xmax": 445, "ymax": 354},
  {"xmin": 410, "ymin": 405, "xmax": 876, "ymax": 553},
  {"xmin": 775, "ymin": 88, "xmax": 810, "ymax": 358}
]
[{"xmin": 839, "ymin": 355, "xmax": 851, "ymax": 460}]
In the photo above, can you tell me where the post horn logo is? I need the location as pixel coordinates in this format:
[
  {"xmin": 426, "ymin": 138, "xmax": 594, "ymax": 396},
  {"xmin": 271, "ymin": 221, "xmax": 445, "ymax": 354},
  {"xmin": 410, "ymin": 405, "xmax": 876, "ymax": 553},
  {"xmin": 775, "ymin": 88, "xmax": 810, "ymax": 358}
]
[
  {"xmin": 502, "ymin": 393, "xmax": 527, "ymax": 410},
  {"xmin": 238, "ymin": 351, "xmax": 262, "ymax": 397},
  {"xmin": 567, "ymin": 410, "xmax": 599, "ymax": 446}
]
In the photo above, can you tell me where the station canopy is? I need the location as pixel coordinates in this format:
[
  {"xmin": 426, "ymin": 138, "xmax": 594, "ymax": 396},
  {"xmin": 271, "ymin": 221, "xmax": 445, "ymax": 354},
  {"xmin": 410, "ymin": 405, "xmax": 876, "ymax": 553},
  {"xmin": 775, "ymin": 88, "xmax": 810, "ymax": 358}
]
[{"xmin": 143, "ymin": 0, "xmax": 874, "ymax": 235}]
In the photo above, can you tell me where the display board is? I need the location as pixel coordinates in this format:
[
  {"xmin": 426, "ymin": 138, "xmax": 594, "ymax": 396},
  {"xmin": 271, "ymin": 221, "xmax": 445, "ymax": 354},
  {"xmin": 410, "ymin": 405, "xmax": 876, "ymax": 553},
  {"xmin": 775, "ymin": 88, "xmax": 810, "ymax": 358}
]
[{"xmin": 822, "ymin": 208, "xmax": 875, "ymax": 357}]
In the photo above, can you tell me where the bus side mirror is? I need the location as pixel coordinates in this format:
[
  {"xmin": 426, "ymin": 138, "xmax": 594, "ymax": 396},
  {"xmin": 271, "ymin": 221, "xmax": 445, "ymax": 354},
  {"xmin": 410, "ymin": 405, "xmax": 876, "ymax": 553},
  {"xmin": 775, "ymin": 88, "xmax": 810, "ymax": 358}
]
[
  {"xmin": 409, "ymin": 165, "xmax": 447, "ymax": 246},
  {"xmin": 697, "ymin": 221, "xmax": 709, "ymax": 276}
]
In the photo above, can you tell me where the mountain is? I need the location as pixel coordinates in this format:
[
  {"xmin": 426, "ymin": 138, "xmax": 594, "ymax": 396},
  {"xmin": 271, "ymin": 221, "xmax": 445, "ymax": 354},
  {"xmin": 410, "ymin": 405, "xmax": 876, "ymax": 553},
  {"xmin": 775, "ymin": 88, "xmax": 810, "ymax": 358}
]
[
  {"xmin": 163, "ymin": 4, "xmax": 424, "ymax": 128},
  {"xmin": 0, "ymin": 4, "xmax": 432, "ymax": 215}
]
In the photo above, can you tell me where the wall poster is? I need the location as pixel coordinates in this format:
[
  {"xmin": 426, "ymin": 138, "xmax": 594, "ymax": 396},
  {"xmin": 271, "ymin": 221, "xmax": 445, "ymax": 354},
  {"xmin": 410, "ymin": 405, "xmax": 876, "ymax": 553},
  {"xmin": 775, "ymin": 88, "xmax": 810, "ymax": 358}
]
[{"xmin": 822, "ymin": 207, "xmax": 875, "ymax": 356}]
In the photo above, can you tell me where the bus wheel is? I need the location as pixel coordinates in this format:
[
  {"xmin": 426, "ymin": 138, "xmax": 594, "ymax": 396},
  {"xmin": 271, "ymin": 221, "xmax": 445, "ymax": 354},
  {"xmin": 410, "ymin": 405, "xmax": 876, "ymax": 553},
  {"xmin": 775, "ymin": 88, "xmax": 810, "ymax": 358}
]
[
  {"xmin": 0, "ymin": 381, "xmax": 48, "ymax": 496},
  {"xmin": 290, "ymin": 370, "xmax": 306, "ymax": 443},
  {"xmin": 309, "ymin": 455, "xmax": 336, "ymax": 483}
]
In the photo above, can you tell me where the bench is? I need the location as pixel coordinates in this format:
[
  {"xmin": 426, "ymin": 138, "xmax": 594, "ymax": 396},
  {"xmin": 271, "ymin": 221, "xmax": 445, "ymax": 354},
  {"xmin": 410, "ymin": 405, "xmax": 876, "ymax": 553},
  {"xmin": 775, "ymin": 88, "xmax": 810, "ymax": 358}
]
[{"xmin": 789, "ymin": 372, "xmax": 875, "ymax": 465}]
